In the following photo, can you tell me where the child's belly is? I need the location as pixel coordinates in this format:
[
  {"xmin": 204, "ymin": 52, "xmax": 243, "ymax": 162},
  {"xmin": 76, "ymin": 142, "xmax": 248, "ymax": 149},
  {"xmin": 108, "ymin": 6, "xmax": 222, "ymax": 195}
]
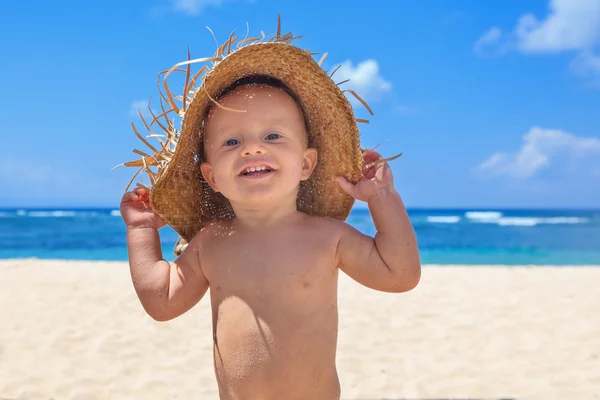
[{"xmin": 210, "ymin": 280, "xmax": 340, "ymax": 399}]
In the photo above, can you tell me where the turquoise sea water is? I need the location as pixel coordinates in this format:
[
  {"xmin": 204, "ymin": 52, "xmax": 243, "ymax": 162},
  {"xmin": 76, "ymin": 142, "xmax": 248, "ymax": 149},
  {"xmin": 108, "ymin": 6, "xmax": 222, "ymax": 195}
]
[{"xmin": 1, "ymin": 207, "xmax": 599, "ymax": 265}]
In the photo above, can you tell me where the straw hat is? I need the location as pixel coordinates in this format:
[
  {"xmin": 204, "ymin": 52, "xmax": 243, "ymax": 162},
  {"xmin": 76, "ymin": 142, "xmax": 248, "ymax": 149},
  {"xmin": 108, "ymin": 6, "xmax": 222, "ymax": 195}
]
[{"xmin": 118, "ymin": 16, "xmax": 392, "ymax": 253}]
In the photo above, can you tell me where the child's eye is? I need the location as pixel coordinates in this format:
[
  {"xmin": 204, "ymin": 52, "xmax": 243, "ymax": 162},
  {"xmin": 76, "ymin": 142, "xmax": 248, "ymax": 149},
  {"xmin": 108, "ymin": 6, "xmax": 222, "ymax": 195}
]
[
  {"xmin": 224, "ymin": 139, "xmax": 240, "ymax": 146},
  {"xmin": 265, "ymin": 133, "xmax": 281, "ymax": 140}
]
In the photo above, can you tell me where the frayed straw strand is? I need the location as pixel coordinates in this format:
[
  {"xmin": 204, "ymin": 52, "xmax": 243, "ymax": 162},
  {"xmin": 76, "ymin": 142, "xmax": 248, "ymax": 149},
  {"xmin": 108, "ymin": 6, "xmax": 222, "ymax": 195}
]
[
  {"xmin": 202, "ymin": 85, "xmax": 246, "ymax": 113},
  {"xmin": 138, "ymin": 110, "xmax": 161, "ymax": 143},
  {"xmin": 239, "ymin": 22, "xmax": 250, "ymax": 49},
  {"xmin": 318, "ymin": 52, "xmax": 328, "ymax": 67},
  {"xmin": 362, "ymin": 141, "xmax": 386, "ymax": 156},
  {"xmin": 123, "ymin": 167, "xmax": 143, "ymax": 191},
  {"xmin": 329, "ymin": 65, "xmax": 342, "ymax": 78},
  {"xmin": 131, "ymin": 122, "xmax": 159, "ymax": 154},
  {"xmin": 147, "ymin": 100, "xmax": 170, "ymax": 138},
  {"xmin": 206, "ymin": 26, "xmax": 219, "ymax": 53},
  {"xmin": 277, "ymin": 14, "xmax": 281, "ymax": 38},
  {"xmin": 142, "ymin": 156, "xmax": 156, "ymax": 186},
  {"xmin": 161, "ymin": 56, "xmax": 222, "ymax": 115},
  {"xmin": 226, "ymin": 31, "xmax": 237, "ymax": 55},
  {"xmin": 364, "ymin": 153, "xmax": 402, "ymax": 169},
  {"xmin": 183, "ymin": 47, "xmax": 191, "ymax": 111},
  {"xmin": 344, "ymin": 89, "xmax": 374, "ymax": 115}
]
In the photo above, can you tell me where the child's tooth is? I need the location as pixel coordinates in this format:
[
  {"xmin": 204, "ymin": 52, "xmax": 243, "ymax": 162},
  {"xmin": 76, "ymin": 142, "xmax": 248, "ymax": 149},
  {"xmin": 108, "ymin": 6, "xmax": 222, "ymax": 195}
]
[{"xmin": 249, "ymin": 167, "xmax": 256, "ymax": 172}]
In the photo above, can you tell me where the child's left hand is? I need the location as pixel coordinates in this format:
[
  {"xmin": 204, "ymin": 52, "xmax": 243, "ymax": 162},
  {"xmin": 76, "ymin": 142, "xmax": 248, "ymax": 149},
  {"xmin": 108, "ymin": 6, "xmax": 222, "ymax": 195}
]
[{"xmin": 336, "ymin": 149, "xmax": 395, "ymax": 202}]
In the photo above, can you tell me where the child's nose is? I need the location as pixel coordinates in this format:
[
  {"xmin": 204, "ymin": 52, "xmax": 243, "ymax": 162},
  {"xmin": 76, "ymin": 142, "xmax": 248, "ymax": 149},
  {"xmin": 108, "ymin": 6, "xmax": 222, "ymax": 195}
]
[{"xmin": 241, "ymin": 139, "xmax": 266, "ymax": 156}]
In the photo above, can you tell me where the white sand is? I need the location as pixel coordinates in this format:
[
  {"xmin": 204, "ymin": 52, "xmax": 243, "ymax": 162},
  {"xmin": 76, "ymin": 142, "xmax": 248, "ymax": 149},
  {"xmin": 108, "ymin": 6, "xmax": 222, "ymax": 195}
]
[{"xmin": 1, "ymin": 259, "xmax": 599, "ymax": 399}]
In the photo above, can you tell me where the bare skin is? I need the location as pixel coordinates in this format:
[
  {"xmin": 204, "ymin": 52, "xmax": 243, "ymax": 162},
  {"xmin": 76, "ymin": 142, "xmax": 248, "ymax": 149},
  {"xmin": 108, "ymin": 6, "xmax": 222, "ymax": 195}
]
[{"xmin": 120, "ymin": 85, "xmax": 421, "ymax": 400}]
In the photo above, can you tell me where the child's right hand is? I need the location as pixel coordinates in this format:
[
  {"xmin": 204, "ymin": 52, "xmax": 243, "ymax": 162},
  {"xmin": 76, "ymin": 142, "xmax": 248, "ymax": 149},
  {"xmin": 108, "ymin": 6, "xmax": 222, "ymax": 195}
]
[{"xmin": 120, "ymin": 187, "xmax": 166, "ymax": 230}]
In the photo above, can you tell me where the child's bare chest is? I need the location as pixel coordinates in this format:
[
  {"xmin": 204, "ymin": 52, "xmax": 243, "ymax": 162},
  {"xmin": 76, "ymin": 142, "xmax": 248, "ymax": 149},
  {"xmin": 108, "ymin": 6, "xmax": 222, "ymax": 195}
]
[{"xmin": 202, "ymin": 230, "xmax": 337, "ymax": 292}]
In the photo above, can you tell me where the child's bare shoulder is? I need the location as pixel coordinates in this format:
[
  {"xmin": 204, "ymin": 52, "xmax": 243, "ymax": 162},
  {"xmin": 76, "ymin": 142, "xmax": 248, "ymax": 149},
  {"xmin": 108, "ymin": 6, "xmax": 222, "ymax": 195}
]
[
  {"xmin": 303, "ymin": 214, "xmax": 352, "ymax": 239},
  {"xmin": 191, "ymin": 221, "xmax": 234, "ymax": 245},
  {"xmin": 184, "ymin": 221, "xmax": 233, "ymax": 271},
  {"xmin": 179, "ymin": 221, "xmax": 232, "ymax": 260}
]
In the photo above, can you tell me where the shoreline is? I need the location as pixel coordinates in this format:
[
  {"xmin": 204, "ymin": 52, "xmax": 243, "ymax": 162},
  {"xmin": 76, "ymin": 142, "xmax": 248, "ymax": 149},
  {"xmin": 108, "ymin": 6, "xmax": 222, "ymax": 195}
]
[{"xmin": 3, "ymin": 257, "xmax": 600, "ymax": 267}]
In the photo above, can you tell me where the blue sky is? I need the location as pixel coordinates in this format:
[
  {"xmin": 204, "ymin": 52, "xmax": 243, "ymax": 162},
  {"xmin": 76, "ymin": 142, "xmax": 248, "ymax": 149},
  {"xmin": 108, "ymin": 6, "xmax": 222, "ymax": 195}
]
[{"xmin": 1, "ymin": 0, "xmax": 599, "ymax": 208}]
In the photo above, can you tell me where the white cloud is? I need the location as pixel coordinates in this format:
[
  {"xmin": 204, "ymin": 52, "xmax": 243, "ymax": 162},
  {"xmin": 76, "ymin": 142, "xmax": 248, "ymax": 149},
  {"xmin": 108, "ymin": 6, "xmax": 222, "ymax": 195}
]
[
  {"xmin": 478, "ymin": 126, "xmax": 600, "ymax": 178},
  {"xmin": 172, "ymin": 0, "xmax": 223, "ymax": 16},
  {"xmin": 474, "ymin": 27, "xmax": 504, "ymax": 55},
  {"xmin": 333, "ymin": 59, "xmax": 392, "ymax": 104},
  {"xmin": 129, "ymin": 99, "xmax": 152, "ymax": 119},
  {"xmin": 475, "ymin": 0, "xmax": 600, "ymax": 81},
  {"xmin": 515, "ymin": 0, "xmax": 600, "ymax": 53},
  {"xmin": 570, "ymin": 50, "xmax": 600, "ymax": 82}
]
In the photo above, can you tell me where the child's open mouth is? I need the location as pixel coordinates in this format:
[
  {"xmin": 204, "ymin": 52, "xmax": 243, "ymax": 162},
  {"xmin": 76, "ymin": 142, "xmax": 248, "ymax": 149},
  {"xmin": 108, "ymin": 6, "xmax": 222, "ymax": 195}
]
[{"xmin": 240, "ymin": 165, "xmax": 275, "ymax": 178}]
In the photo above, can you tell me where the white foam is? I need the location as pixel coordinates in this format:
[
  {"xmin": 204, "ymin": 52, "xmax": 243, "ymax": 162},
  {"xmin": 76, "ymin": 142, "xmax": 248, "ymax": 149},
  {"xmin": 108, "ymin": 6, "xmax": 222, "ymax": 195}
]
[
  {"xmin": 427, "ymin": 216, "xmax": 460, "ymax": 224},
  {"xmin": 497, "ymin": 217, "xmax": 589, "ymax": 227},
  {"xmin": 464, "ymin": 211, "xmax": 589, "ymax": 226},
  {"xmin": 110, "ymin": 210, "xmax": 121, "ymax": 217},
  {"xmin": 542, "ymin": 217, "xmax": 589, "ymax": 224},
  {"xmin": 497, "ymin": 217, "xmax": 538, "ymax": 227},
  {"xmin": 28, "ymin": 211, "xmax": 77, "ymax": 218},
  {"xmin": 16, "ymin": 209, "xmax": 26, "ymax": 216},
  {"xmin": 465, "ymin": 211, "xmax": 503, "ymax": 222}
]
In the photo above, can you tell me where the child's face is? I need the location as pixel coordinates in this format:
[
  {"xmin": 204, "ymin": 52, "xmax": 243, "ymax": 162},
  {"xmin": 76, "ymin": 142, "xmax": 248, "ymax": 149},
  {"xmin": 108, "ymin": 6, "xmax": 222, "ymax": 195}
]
[{"xmin": 200, "ymin": 84, "xmax": 318, "ymax": 208}]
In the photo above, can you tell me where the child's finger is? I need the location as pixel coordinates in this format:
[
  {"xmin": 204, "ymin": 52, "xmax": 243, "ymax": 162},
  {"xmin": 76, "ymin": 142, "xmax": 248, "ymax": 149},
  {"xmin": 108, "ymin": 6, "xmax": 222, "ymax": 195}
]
[
  {"xmin": 362, "ymin": 156, "xmax": 383, "ymax": 173},
  {"xmin": 362, "ymin": 150, "xmax": 382, "ymax": 165},
  {"xmin": 335, "ymin": 176, "xmax": 355, "ymax": 198},
  {"xmin": 362, "ymin": 164, "xmax": 378, "ymax": 179},
  {"xmin": 121, "ymin": 191, "xmax": 138, "ymax": 203},
  {"xmin": 133, "ymin": 187, "xmax": 148, "ymax": 196}
]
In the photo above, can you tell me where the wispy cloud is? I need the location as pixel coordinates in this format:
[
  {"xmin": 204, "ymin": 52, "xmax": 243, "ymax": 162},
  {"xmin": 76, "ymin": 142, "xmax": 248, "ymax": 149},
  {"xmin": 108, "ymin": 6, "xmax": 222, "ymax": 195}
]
[
  {"xmin": 0, "ymin": 155, "xmax": 75, "ymax": 186},
  {"xmin": 172, "ymin": 0, "xmax": 224, "ymax": 16},
  {"xmin": 333, "ymin": 59, "xmax": 392, "ymax": 105},
  {"xmin": 570, "ymin": 50, "xmax": 600, "ymax": 85},
  {"xmin": 474, "ymin": 0, "xmax": 600, "ymax": 83},
  {"xmin": 129, "ymin": 99, "xmax": 150, "ymax": 118},
  {"xmin": 477, "ymin": 126, "xmax": 600, "ymax": 178},
  {"xmin": 473, "ymin": 27, "xmax": 505, "ymax": 56},
  {"xmin": 129, "ymin": 99, "xmax": 161, "ymax": 122}
]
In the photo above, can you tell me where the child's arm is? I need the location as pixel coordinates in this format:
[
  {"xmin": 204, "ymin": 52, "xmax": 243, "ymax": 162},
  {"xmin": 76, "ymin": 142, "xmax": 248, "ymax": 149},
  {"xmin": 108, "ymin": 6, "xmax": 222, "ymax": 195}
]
[
  {"xmin": 335, "ymin": 151, "xmax": 421, "ymax": 293},
  {"xmin": 121, "ymin": 188, "xmax": 209, "ymax": 321}
]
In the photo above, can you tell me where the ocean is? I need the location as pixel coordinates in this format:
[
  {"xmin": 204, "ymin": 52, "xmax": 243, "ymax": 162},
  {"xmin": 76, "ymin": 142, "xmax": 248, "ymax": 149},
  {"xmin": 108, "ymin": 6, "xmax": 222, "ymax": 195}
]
[{"xmin": 1, "ymin": 207, "xmax": 599, "ymax": 265}]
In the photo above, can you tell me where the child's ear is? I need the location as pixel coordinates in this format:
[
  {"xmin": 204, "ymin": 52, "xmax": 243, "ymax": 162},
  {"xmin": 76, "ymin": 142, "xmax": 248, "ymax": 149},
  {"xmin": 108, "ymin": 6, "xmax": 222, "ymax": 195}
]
[
  {"xmin": 300, "ymin": 148, "xmax": 318, "ymax": 181},
  {"xmin": 200, "ymin": 162, "xmax": 220, "ymax": 192}
]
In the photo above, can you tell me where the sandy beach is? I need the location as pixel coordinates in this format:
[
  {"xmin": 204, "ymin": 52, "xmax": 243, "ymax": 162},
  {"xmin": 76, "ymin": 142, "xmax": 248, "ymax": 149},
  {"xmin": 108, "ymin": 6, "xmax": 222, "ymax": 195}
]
[{"xmin": 1, "ymin": 259, "xmax": 599, "ymax": 399}]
